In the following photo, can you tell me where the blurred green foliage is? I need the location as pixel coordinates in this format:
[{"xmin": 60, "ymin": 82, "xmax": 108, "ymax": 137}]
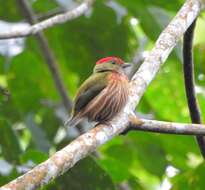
[{"xmin": 0, "ymin": 0, "xmax": 205, "ymax": 189}]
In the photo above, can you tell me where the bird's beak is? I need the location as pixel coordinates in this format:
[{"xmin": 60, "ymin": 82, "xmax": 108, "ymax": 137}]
[{"xmin": 122, "ymin": 62, "xmax": 131, "ymax": 69}]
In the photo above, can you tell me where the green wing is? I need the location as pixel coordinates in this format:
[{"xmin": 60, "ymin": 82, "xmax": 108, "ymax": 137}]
[{"xmin": 72, "ymin": 72, "xmax": 109, "ymax": 116}]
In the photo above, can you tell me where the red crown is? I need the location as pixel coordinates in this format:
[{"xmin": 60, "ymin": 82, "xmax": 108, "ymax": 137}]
[{"xmin": 96, "ymin": 56, "xmax": 124, "ymax": 65}]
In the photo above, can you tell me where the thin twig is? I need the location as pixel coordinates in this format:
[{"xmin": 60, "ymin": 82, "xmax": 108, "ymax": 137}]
[
  {"xmin": 128, "ymin": 51, "xmax": 144, "ymax": 78},
  {"xmin": 17, "ymin": 0, "xmax": 85, "ymax": 133},
  {"xmin": 127, "ymin": 117, "xmax": 205, "ymax": 135},
  {"xmin": 0, "ymin": 0, "xmax": 94, "ymax": 39},
  {"xmin": 128, "ymin": 38, "xmax": 147, "ymax": 78},
  {"xmin": 183, "ymin": 19, "xmax": 205, "ymax": 158},
  {"xmin": 36, "ymin": 8, "xmax": 65, "ymax": 21},
  {"xmin": 16, "ymin": 0, "xmax": 72, "ymax": 112}
]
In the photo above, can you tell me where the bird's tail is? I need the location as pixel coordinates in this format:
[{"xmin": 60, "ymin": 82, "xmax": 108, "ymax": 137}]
[{"xmin": 64, "ymin": 115, "xmax": 81, "ymax": 127}]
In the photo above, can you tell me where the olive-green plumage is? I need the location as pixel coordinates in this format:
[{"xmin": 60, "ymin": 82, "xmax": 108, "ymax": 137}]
[{"xmin": 65, "ymin": 57, "xmax": 130, "ymax": 127}]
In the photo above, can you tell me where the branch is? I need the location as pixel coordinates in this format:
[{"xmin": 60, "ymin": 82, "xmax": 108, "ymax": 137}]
[
  {"xmin": 184, "ymin": 20, "xmax": 201, "ymax": 123},
  {"xmin": 128, "ymin": 117, "xmax": 205, "ymax": 135},
  {"xmin": 1, "ymin": 0, "xmax": 204, "ymax": 189},
  {"xmin": 128, "ymin": 37, "xmax": 147, "ymax": 78},
  {"xmin": 0, "ymin": 0, "xmax": 94, "ymax": 39},
  {"xmin": 128, "ymin": 50, "xmax": 144, "ymax": 78},
  {"xmin": 35, "ymin": 8, "xmax": 65, "ymax": 21},
  {"xmin": 17, "ymin": 0, "xmax": 86, "ymax": 133},
  {"xmin": 183, "ymin": 19, "xmax": 205, "ymax": 157},
  {"xmin": 16, "ymin": 0, "xmax": 73, "ymax": 112}
]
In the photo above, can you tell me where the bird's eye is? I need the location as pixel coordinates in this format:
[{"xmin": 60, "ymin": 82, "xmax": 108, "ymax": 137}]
[{"xmin": 111, "ymin": 60, "xmax": 115, "ymax": 64}]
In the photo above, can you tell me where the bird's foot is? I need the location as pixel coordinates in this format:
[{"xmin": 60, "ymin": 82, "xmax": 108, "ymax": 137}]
[
  {"xmin": 120, "ymin": 126, "xmax": 134, "ymax": 135},
  {"xmin": 94, "ymin": 121, "xmax": 112, "ymax": 128}
]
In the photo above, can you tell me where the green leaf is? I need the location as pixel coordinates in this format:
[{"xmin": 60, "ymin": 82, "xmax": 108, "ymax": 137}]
[
  {"xmin": 128, "ymin": 177, "xmax": 146, "ymax": 190},
  {"xmin": 44, "ymin": 156, "xmax": 116, "ymax": 190},
  {"xmin": 128, "ymin": 132, "xmax": 167, "ymax": 178},
  {"xmin": 99, "ymin": 158, "xmax": 132, "ymax": 182},
  {"xmin": 39, "ymin": 108, "xmax": 62, "ymax": 141},
  {"xmin": 98, "ymin": 132, "xmax": 167, "ymax": 183},
  {"xmin": 172, "ymin": 162, "xmax": 205, "ymax": 190},
  {"xmin": 0, "ymin": 119, "xmax": 22, "ymax": 163},
  {"xmin": 20, "ymin": 149, "xmax": 48, "ymax": 164},
  {"xmin": 118, "ymin": 0, "xmax": 181, "ymax": 40},
  {"xmin": 0, "ymin": 0, "xmax": 21, "ymax": 21},
  {"xmin": 32, "ymin": 0, "xmax": 58, "ymax": 14},
  {"xmin": 0, "ymin": 167, "xmax": 19, "ymax": 186},
  {"xmin": 7, "ymin": 39, "xmax": 58, "ymax": 114},
  {"xmin": 25, "ymin": 114, "xmax": 51, "ymax": 152},
  {"xmin": 141, "ymin": 61, "xmax": 189, "ymax": 122}
]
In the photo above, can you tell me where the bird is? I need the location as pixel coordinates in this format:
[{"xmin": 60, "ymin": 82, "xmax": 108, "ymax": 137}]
[{"xmin": 65, "ymin": 56, "xmax": 130, "ymax": 127}]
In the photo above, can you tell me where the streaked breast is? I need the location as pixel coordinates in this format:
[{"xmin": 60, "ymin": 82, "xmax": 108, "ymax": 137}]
[{"xmin": 85, "ymin": 76, "xmax": 129, "ymax": 123}]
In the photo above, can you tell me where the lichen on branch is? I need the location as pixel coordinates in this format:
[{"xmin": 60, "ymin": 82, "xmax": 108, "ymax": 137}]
[{"xmin": 0, "ymin": 0, "xmax": 204, "ymax": 190}]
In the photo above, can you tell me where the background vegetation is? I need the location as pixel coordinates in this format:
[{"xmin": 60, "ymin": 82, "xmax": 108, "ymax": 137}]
[{"xmin": 0, "ymin": 0, "xmax": 205, "ymax": 189}]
